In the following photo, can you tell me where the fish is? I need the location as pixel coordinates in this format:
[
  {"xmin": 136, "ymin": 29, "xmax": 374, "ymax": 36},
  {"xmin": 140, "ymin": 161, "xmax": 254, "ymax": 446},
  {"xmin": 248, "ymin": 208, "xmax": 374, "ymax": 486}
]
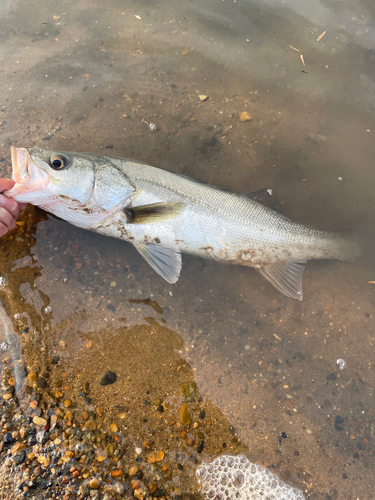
[{"xmin": 5, "ymin": 146, "xmax": 361, "ymax": 300}]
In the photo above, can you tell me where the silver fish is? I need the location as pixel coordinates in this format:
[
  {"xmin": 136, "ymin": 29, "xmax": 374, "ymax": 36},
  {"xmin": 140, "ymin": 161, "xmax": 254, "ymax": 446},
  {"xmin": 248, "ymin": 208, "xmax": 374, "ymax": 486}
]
[{"xmin": 5, "ymin": 146, "xmax": 360, "ymax": 300}]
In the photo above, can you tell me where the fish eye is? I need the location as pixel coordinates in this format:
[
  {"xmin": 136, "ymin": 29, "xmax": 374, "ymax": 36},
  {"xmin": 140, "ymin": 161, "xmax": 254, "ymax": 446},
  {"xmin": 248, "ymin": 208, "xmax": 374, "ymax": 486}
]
[{"xmin": 49, "ymin": 154, "xmax": 68, "ymax": 170}]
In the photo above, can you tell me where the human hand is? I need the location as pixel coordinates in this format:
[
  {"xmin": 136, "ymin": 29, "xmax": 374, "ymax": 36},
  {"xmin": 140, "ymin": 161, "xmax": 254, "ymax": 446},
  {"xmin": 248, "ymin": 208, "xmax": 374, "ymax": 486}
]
[{"xmin": 0, "ymin": 179, "xmax": 28, "ymax": 237}]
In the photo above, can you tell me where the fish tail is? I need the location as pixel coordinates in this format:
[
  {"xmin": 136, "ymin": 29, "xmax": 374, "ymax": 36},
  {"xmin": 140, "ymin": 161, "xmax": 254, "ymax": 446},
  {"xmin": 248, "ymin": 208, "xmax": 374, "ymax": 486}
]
[{"xmin": 332, "ymin": 231, "xmax": 362, "ymax": 262}]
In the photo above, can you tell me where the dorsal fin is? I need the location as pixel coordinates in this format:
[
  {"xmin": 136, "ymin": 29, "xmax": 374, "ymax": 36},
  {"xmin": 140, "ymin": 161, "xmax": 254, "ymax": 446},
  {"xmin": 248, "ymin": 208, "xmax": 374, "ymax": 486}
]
[{"xmin": 241, "ymin": 188, "xmax": 278, "ymax": 209}]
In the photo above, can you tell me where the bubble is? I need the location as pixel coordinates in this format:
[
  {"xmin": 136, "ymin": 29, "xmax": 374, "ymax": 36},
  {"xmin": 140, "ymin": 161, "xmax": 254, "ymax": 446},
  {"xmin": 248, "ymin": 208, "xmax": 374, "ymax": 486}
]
[
  {"xmin": 233, "ymin": 470, "xmax": 244, "ymax": 487},
  {"xmin": 196, "ymin": 454, "xmax": 306, "ymax": 500}
]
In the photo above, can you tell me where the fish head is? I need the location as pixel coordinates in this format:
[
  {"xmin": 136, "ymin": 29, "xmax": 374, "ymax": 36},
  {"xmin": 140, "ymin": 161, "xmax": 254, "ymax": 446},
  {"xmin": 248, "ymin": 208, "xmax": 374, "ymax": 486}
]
[{"xmin": 5, "ymin": 147, "xmax": 136, "ymax": 227}]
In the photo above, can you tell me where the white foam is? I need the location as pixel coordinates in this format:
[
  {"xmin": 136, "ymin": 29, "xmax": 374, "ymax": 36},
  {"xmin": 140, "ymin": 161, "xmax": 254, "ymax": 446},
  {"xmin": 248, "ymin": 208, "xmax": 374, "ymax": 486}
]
[{"xmin": 196, "ymin": 454, "xmax": 306, "ymax": 500}]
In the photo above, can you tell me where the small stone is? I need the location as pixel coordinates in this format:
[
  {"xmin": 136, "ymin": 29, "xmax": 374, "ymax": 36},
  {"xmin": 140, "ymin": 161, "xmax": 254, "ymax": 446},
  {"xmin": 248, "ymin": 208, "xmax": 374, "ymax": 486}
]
[
  {"xmin": 38, "ymin": 377, "xmax": 47, "ymax": 388},
  {"xmin": 51, "ymin": 356, "xmax": 60, "ymax": 364},
  {"xmin": 119, "ymin": 412, "xmax": 126, "ymax": 420},
  {"xmin": 106, "ymin": 442, "xmax": 116, "ymax": 456},
  {"xmin": 129, "ymin": 465, "xmax": 138, "ymax": 476},
  {"xmin": 111, "ymin": 469, "xmax": 123, "ymax": 477},
  {"xmin": 110, "ymin": 423, "xmax": 118, "ymax": 433},
  {"xmin": 240, "ymin": 111, "xmax": 252, "ymax": 122},
  {"xmin": 64, "ymin": 399, "xmax": 72, "ymax": 408},
  {"xmin": 3, "ymin": 433, "xmax": 13, "ymax": 444},
  {"xmin": 33, "ymin": 416, "xmax": 47, "ymax": 426},
  {"xmin": 83, "ymin": 420, "xmax": 96, "ymax": 432},
  {"xmin": 30, "ymin": 400, "xmax": 38, "ymax": 410},
  {"xmin": 11, "ymin": 443, "xmax": 26, "ymax": 455},
  {"xmin": 199, "ymin": 95, "xmax": 209, "ymax": 102},
  {"xmin": 134, "ymin": 488, "xmax": 146, "ymax": 500},
  {"xmin": 96, "ymin": 407, "xmax": 103, "ymax": 417},
  {"xmin": 147, "ymin": 450, "xmax": 164, "ymax": 464},
  {"xmin": 180, "ymin": 404, "xmax": 191, "ymax": 426},
  {"xmin": 104, "ymin": 482, "xmax": 125, "ymax": 495},
  {"xmin": 55, "ymin": 390, "xmax": 63, "ymax": 399},
  {"xmin": 86, "ymin": 340, "xmax": 93, "ymax": 349},
  {"xmin": 135, "ymin": 447, "xmax": 142, "ymax": 455},
  {"xmin": 100, "ymin": 371, "xmax": 117, "ymax": 386},
  {"xmin": 78, "ymin": 484, "xmax": 90, "ymax": 496},
  {"xmin": 89, "ymin": 478, "xmax": 101, "ymax": 489},
  {"xmin": 36, "ymin": 430, "xmax": 49, "ymax": 444},
  {"xmin": 28, "ymin": 372, "xmax": 37, "ymax": 381},
  {"xmin": 179, "ymin": 381, "xmax": 197, "ymax": 402},
  {"xmin": 181, "ymin": 48, "xmax": 190, "ymax": 55},
  {"xmin": 8, "ymin": 377, "xmax": 15, "ymax": 386},
  {"xmin": 3, "ymin": 393, "xmax": 12, "ymax": 401},
  {"xmin": 12, "ymin": 450, "xmax": 26, "ymax": 465}
]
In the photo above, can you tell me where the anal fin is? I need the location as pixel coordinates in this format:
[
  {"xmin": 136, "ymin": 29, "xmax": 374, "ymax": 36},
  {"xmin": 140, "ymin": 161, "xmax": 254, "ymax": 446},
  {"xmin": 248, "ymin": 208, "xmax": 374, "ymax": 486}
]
[
  {"xmin": 133, "ymin": 241, "xmax": 182, "ymax": 284},
  {"xmin": 259, "ymin": 260, "xmax": 307, "ymax": 300}
]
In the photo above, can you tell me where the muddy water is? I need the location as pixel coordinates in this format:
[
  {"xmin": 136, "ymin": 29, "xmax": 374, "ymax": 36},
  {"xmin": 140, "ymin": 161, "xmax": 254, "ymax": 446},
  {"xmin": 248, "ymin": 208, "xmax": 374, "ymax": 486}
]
[{"xmin": 1, "ymin": 0, "xmax": 375, "ymax": 498}]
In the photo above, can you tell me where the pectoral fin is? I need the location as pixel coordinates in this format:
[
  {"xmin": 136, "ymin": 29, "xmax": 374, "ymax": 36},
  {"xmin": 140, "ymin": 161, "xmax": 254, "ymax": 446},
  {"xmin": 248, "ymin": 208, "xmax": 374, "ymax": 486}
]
[
  {"xmin": 259, "ymin": 260, "xmax": 307, "ymax": 300},
  {"xmin": 125, "ymin": 202, "xmax": 183, "ymax": 224},
  {"xmin": 133, "ymin": 241, "xmax": 182, "ymax": 284}
]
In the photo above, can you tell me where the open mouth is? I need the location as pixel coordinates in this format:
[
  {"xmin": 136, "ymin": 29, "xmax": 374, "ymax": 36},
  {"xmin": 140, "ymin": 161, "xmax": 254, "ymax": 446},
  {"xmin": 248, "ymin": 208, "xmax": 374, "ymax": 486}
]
[
  {"xmin": 5, "ymin": 146, "xmax": 50, "ymax": 203},
  {"xmin": 11, "ymin": 146, "xmax": 30, "ymax": 182}
]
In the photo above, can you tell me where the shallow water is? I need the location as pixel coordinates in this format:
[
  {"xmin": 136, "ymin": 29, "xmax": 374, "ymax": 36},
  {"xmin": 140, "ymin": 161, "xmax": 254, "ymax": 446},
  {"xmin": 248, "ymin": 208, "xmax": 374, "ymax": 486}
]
[{"xmin": 1, "ymin": 0, "xmax": 375, "ymax": 498}]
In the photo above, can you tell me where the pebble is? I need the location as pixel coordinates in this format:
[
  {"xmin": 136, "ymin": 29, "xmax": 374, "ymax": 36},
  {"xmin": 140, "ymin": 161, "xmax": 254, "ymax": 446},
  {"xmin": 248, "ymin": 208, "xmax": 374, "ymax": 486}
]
[
  {"xmin": 104, "ymin": 481, "xmax": 125, "ymax": 495},
  {"xmin": 110, "ymin": 423, "xmax": 118, "ymax": 433},
  {"xmin": 36, "ymin": 430, "xmax": 49, "ymax": 444},
  {"xmin": 89, "ymin": 478, "xmax": 101, "ymax": 489},
  {"xmin": 64, "ymin": 399, "xmax": 72, "ymax": 408},
  {"xmin": 12, "ymin": 449, "xmax": 26, "ymax": 465},
  {"xmin": 240, "ymin": 111, "xmax": 252, "ymax": 122},
  {"xmin": 11, "ymin": 443, "xmax": 26, "ymax": 455},
  {"xmin": 83, "ymin": 420, "xmax": 96, "ymax": 432},
  {"xmin": 51, "ymin": 355, "xmax": 60, "ymax": 364},
  {"xmin": 100, "ymin": 371, "xmax": 117, "ymax": 386},
  {"xmin": 180, "ymin": 404, "xmax": 191, "ymax": 425},
  {"xmin": 27, "ymin": 372, "xmax": 37, "ymax": 381},
  {"xmin": 3, "ymin": 433, "xmax": 14, "ymax": 444},
  {"xmin": 33, "ymin": 416, "xmax": 47, "ymax": 426},
  {"xmin": 147, "ymin": 450, "xmax": 164, "ymax": 463}
]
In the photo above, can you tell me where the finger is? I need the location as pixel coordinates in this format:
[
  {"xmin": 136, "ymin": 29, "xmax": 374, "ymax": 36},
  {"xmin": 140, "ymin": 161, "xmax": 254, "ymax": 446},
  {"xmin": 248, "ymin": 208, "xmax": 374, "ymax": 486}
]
[
  {"xmin": 0, "ymin": 179, "xmax": 15, "ymax": 192},
  {"xmin": 0, "ymin": 194, "xmax": 21, "ymax": 220},
  {"xmin": 0, "ymin": 222, "xmax": 9, "ymax": 238},
  {"xmin": 0, "ymin": 207, "xmax": 17, "ymax": 232}
]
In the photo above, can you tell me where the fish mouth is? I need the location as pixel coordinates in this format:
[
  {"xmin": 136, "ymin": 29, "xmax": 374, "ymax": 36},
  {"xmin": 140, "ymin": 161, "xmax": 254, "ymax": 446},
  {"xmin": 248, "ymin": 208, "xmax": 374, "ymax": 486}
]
[
  {"xmin": 11, "ymin": 146, "xmax": 29, "ymax": 183},
  {"xmin": 5, "ymin": 146, "xmax": 50, "ymax": 203}
]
